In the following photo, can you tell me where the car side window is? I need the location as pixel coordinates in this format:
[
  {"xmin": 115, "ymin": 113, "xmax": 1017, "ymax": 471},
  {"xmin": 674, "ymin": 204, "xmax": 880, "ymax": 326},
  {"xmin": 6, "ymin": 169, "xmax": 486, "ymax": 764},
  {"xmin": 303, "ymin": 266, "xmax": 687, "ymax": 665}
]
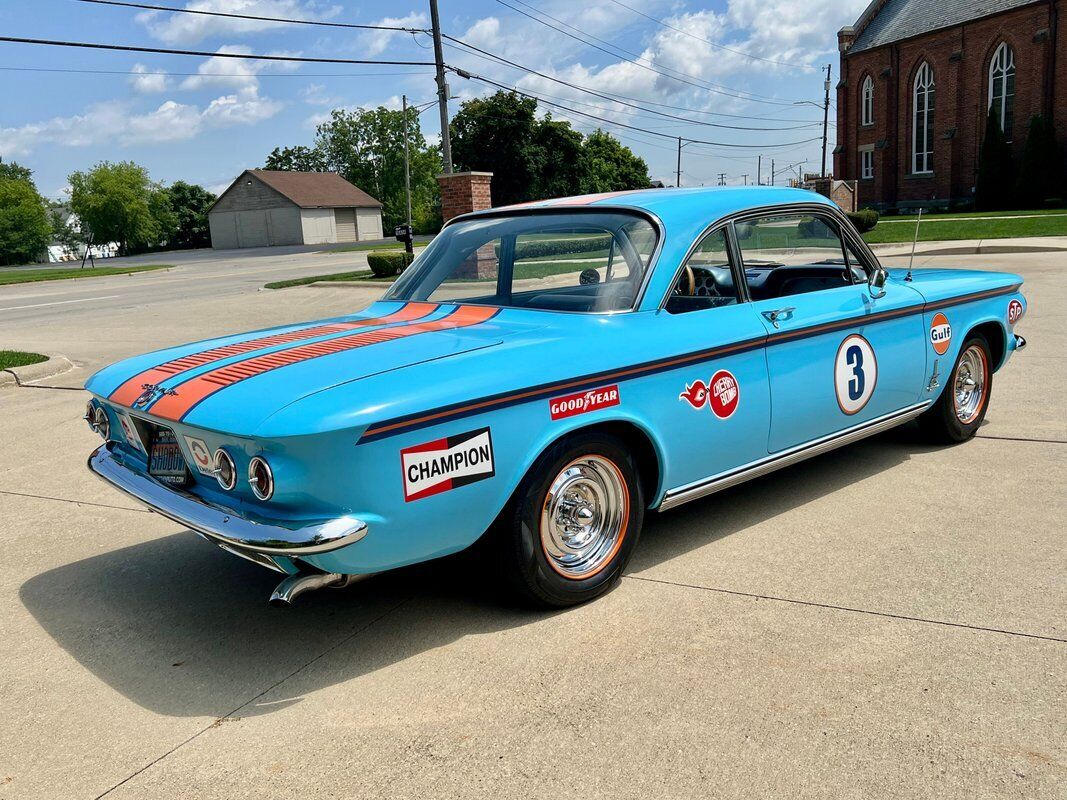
[
  {"xmin": 735, "ymin": 213, "xmax": 857, "ymax": 301},
  {"xmin": 665, "ymin": 229, "xmax": 741, "ymax": 315}
]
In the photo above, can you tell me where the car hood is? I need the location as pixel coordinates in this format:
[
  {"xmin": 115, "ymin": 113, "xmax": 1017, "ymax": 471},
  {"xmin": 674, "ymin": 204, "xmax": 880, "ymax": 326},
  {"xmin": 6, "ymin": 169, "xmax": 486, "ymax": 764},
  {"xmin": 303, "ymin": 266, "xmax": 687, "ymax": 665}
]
[{"xmin": 86, "ymin": 301, "xmax": 544, "ymax": 436}]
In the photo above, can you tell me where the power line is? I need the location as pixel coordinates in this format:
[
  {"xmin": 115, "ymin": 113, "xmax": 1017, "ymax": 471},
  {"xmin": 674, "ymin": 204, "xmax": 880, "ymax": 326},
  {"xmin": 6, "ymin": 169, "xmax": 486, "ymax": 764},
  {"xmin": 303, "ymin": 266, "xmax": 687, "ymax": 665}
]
[
  {"xmin": 73, "ymin": 0, "xmax": 428, "ymax": 32},
  {"xmin": 484, "ymin": 0, "xmax": 793, "ymax": 106},
  {"xmin": 461, "ymin": 70, "xmax": 822, "ymax": 149},
  {"xmin": 602, "ymin": 0, "xmax": 815, "ymax": 71},
  {"xmin": 0, "ymin": 37, "xmax": 436, "ymax": 65},
  {"xmin": 492, "ymin": 0, "xmax": 790, "ymax": 106},
  {"xmin": 0, "ymin": 65, "xmax": 434, "ymax": 78}
]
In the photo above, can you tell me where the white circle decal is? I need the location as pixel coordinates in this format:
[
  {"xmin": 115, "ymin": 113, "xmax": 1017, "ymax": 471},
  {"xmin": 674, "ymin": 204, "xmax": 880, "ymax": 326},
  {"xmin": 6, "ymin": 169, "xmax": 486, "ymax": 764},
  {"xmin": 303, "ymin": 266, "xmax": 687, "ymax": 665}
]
[{"xmin": 834, "ymin": 334, "xmax": 877, "ymax": 415}]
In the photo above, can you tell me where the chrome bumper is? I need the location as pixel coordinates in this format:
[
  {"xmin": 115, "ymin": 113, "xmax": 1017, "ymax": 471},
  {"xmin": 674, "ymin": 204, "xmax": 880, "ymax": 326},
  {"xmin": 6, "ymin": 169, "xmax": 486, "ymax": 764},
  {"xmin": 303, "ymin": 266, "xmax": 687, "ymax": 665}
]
[{"xmin": 87, "ymin": 444, "xmax": 368, "ymax": 570}]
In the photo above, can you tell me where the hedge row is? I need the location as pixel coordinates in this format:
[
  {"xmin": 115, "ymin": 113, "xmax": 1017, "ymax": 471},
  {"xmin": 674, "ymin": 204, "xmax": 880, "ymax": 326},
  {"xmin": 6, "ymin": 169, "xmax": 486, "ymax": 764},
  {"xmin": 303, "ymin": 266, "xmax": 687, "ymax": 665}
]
[
  {"xmin": 367, "ymin": 250, "xmax": 414, "ymax": 277},
  {"xmin": 846, "ymin": 209, "xmax": 880, "ymax": 233},
  {"xmin": 494, "ymin": 235, "xmax": 611, "ymax": 261}
]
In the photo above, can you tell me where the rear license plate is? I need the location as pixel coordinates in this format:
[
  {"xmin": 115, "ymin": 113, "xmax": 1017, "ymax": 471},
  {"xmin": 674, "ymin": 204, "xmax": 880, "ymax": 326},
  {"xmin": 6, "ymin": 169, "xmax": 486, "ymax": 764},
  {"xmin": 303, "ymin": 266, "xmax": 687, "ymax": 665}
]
[{"xmin": 149, "ymin": 428, "xmax": 189, "ymax": 486}]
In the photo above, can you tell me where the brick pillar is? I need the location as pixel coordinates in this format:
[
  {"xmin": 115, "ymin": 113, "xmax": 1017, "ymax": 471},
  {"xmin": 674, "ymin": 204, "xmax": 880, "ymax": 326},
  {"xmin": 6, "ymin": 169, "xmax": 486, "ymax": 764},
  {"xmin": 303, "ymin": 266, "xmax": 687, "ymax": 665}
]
[{"xmin": 437, "ymin": 171, "xmax": 495, "ymax": 278}]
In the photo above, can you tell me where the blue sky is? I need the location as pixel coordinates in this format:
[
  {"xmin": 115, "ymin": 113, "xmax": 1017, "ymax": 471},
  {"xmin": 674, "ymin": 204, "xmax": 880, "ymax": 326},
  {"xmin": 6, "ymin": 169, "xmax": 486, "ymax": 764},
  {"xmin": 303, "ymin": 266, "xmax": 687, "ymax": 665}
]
[{"xmin": 1, "ymin": 0, "xmax": 869, "ymax": 200}]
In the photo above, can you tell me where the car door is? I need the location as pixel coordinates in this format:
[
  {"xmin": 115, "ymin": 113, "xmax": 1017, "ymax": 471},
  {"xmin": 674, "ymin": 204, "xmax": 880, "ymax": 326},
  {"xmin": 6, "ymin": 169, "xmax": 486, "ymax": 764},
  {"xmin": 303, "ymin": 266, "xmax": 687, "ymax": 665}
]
[
  {"xmin": 651, "ymin": 226, "xmax": 772, "ymax": 490},
  {"xmin": 735, "ymin": 208, "xmax": 927, "ymax": 453}
]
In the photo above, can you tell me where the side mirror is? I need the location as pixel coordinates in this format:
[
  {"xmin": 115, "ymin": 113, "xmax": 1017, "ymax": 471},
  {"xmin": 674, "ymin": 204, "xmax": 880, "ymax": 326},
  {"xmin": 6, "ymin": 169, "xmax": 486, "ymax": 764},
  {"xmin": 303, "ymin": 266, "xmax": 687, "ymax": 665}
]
[{"xmin": 868, "ymin": 266, "xmax": 888, "ymax": 298}]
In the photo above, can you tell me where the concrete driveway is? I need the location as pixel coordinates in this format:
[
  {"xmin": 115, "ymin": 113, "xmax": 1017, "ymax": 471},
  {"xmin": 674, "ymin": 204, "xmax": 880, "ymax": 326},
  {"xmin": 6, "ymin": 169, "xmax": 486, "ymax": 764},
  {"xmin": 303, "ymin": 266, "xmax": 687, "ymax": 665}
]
[{"xmin": 0, "ymin": 247, "xmax": 1064, "ymax": 799}]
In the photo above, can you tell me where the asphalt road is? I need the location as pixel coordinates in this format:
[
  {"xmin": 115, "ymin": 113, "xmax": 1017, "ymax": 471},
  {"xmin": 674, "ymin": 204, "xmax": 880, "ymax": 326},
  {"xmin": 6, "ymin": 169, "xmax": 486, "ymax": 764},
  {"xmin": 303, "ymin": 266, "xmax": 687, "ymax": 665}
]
[{"xmin": 0, "ymin": 246, "xmax": 1064, "ymax": 799}]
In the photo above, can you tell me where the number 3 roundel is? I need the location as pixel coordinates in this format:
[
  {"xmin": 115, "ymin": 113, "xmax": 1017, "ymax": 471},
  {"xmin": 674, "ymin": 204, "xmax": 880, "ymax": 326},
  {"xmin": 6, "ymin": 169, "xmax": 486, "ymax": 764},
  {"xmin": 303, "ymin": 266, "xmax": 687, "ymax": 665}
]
[{"xmin": 834, "ymin": 334, "xmax": 877, "ymax": 415}]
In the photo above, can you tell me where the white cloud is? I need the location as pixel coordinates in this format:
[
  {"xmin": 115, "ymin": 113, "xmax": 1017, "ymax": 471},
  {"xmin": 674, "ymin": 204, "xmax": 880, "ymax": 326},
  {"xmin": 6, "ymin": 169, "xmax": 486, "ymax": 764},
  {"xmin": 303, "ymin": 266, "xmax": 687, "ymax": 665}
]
[
  {"xmin": 360, "ymin": 12, "xmax": 428, "ymax": 57},
  {"xmin": 179, "ymin": 45, "xmax": 300, "ymax": 92},
  {"xmin": 125, "ymin": 100, "xmax": 205, "ymax": 143},
  {"xmin": 130, "ymin": 63, "xmax": 171, "ymax": 93},
  {"xmin": 137, "ymin": 0, "xmax": 340, "ymax": 45},
  {"xmin": 202, "ymin": 86, "xmax": 284, "ymax": 126}
]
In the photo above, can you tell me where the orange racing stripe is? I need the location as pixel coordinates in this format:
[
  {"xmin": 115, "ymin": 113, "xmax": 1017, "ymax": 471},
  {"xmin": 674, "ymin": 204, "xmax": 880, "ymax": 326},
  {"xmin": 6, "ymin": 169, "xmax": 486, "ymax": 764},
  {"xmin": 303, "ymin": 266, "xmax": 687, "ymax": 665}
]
[
  {"xmin": 149, "ymin": 305, "xmax": 500, "ymax": 422},
  {"xmin": 109, "ymin": 303, "xmax": 438, "ymax": 407}
]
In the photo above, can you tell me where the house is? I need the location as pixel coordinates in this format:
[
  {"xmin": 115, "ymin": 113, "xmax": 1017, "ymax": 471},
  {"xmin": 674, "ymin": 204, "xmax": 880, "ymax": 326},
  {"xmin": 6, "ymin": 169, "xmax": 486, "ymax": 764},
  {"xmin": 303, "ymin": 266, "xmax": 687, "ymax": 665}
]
[
  {"xmin": 834, "ymin": 0, "xmax": 1067, "ymax": 209},
  {"xmin": 208, "ymin": 170, "xmax": 384, "ymax": 249}
]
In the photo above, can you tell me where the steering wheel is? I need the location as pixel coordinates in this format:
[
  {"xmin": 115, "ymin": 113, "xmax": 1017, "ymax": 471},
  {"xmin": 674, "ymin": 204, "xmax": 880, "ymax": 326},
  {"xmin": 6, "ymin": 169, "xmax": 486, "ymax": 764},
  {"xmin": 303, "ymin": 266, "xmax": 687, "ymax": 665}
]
[{"xmin": 674, "ymin": 264, "xmax": 696, "ymax": 296}]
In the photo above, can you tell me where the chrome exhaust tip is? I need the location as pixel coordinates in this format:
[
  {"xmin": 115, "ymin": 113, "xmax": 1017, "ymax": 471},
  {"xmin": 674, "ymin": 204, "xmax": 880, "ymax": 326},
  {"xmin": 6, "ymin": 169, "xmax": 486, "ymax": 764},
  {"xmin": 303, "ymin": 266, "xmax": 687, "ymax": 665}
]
[
  {"xmin": 1014, "ymin": 333, "xmax": 1027, "ymax": 351},
  {"xmin": 269, "ymin": 571, "xmax": 347, "ymax": 607}
]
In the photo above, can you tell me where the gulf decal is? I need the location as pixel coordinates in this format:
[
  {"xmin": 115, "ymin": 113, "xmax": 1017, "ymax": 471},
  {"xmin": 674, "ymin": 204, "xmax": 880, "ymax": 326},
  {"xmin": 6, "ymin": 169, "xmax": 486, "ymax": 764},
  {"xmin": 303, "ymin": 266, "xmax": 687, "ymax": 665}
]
[
  {"xmin": 929, "ymin": 312, "xmax": 952, "ymax": 355},
  {"xmin": 149, "ymin": 305, "xmax": 500, "ymax": 422},
  {"xmin": 401, "ymin": 428, "xmax": 495, "ymax": 502},
  {"xmin": 679, "ymin": 370, "xmax": 740, "ymax": 419},
  {"xmin": 108, "ymin": 303, "xmax": 438, "ymax": 407},
  {"xmin": 549, "ymin": 385, "xmax": 620, "ymax": 420},
  {"xmin": 1008, "ymin": 299, "xmax": 1025, "ymax": 325}
]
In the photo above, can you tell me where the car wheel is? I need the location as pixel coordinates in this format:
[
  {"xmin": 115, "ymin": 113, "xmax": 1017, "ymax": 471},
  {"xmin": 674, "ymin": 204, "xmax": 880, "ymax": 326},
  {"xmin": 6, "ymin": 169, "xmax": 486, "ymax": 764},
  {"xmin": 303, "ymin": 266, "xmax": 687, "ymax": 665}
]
[
  {"xmin": 494, "ymin": 431, "xmax": 644, "ymax": 608},
  {"xmin": 918, "ymin": 334, "xmax": 993, "ymax": 444}
]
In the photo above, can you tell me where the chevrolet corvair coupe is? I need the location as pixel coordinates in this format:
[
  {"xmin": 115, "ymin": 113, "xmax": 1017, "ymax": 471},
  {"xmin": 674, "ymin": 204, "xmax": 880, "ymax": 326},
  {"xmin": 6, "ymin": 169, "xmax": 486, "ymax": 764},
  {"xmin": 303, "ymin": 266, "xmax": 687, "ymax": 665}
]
[{"xmin": 85, "ymin": 187, "xmax": 1027, "ymax": 607}]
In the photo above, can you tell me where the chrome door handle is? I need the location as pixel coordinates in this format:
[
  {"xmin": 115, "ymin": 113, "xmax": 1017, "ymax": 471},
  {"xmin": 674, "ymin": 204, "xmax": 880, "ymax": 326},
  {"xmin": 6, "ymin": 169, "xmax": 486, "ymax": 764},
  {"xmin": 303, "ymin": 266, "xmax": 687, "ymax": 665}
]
[{"xmin": 762, "ymin": 307, "xmax": 796, "ymax": 328}]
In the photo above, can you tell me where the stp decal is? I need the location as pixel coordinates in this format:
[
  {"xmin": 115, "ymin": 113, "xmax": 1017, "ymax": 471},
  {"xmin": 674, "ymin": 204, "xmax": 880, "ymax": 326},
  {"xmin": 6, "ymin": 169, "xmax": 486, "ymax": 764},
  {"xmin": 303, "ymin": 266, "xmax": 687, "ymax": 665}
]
[
  {"xmin": 401, "ymin": 428, "xmax": 495, "ymax": 502},
  {"xmin": 679, "ymin": 371, "xmax": 740, "ymax": 419},
  {"xmin": 549, "ymin": 385, "xmax": 620, "ymax": 420},
  {"xmin": 183, "ymin": 435, "xmax": 215, "ymax": 476},
  {"xmin": 1007, "ymin": 299, "xmax": 1024, "ymax": 325},
  {"xmin": 834, "ymin": 335, "xmax": 877, "ymax": 415},
  {"xmin": 929, "ymin": 312, "xmax": 952, "ymax": 355}
]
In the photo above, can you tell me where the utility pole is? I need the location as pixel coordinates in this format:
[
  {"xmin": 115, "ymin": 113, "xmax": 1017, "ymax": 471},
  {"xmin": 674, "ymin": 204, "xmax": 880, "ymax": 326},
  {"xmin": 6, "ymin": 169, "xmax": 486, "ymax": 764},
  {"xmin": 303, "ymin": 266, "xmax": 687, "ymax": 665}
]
[
  {"xmin": 757, "ymin": 154, "xmax": 762, "ymax": 186},
  {"xmin": 771, "ymin": 159, "xmax": 776, "ymax": 186},
  {"xmin": 742, "ymin": 174, "xmax": 749, "ymax": 186},
  {"xmin": 676, "ymin": 137, "xmax": 682, "ymax": 188},
  {"xmin": 429, "ymin": 0, "xmax": 453, "ymax": 173},
  {"xmin": 822, "ymin": 62, "xmax": 831, "ymax": 178},
  {"xmin": 402, "ymin": 95, "xmax": 413, "ymax": 250},
  {"xmin": 717, "ymin": 173, "xmax": 726, "ymax": 186}
]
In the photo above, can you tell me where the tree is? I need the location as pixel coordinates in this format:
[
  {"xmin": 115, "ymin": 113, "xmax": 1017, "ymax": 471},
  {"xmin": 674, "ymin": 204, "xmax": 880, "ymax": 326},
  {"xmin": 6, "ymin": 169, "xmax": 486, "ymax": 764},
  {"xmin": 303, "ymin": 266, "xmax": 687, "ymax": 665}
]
[
  {"xmin": 580, "ymin": 129, "xmax": 651, "ymax": 194},
  {"xmin": 975, "ymin": 108, "xmax": 1015, "ymax": 211},
  {"xmin": 166, "ymin": 181, "xmax": 216, "ymax": 249},
  {"xmin": 68, "ymin": 161, "xmax": 172, "ymax": 255},
  {"xmin": 1016, "ymin": 115, "xmax": 1064, "ymax": 208},
  {"xmin": 0, "ymin": 177, "xmax": 51, "ymax": 265},
  {"xmin": 265, "ymin": 145, "xmax": 327, "ymax": 172},
  {"xmin": 0, "ymin": 160, "xmax": 34, "ymax": 184},
  {"xmin": 531, "ymin": 116, "xmax": 585, "ymax": 200}
]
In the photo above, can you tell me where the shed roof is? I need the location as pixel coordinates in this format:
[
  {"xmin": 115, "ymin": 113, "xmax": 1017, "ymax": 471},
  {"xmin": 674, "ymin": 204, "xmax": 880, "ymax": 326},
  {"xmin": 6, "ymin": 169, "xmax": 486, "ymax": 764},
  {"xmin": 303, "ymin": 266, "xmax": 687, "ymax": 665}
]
[
  {"xmin": 848, "ymin": 0, "xmax": 1038, "ymax": 53},
  {"xmin": 218, "ymin": 169, "xmax": 382, "ymax": 209}
]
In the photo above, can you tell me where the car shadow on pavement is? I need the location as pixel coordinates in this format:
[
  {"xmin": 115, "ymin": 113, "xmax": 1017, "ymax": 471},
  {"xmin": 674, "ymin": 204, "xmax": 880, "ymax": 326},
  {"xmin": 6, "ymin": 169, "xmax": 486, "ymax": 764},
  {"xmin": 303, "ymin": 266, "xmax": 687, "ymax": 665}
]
[{"xmin": 19, "ymin": 424, "xmax": 939, "ymax": 719}]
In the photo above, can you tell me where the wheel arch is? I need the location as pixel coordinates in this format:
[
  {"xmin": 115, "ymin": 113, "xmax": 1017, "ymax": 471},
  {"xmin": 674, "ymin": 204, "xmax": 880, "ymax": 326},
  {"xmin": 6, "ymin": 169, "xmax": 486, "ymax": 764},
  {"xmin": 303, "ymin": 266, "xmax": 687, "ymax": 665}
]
[{"xmin": 966, "ymin": 319, "xmax": 1008, "ymax": 371}]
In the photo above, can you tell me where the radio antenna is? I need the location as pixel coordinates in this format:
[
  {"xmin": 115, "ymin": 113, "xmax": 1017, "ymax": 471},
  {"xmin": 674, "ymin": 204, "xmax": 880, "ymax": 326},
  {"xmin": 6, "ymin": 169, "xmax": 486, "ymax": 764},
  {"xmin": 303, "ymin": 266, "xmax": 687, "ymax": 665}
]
[{"xmin": 905, "ymin": 208, "xmax": 922, "ymax": 282}]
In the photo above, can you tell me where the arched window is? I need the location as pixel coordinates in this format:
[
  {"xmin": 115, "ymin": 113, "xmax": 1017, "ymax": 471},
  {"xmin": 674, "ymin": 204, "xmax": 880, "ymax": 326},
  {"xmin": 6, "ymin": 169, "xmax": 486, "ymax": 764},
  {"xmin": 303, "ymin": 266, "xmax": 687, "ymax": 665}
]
[
  {"xmin": 861, "ymin": 75, "xmax": 874, "ymax": 126},
  {"xmin": 989, "ymin": 42, "xmax": 1016, "ymax": 141},
  {"xmin": 912, "ymin": 62, "xmax": 935, "ymax": 174}
]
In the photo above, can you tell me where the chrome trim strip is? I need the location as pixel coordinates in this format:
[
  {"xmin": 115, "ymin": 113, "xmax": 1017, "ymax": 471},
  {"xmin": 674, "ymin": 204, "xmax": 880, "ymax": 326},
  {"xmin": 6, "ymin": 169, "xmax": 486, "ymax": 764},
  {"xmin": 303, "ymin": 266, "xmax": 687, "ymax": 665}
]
[
  {"xmin": 658, "ymin": 401, "xmax": 931, "ymax": 512},
  {"xmin": 87, "ymin": 443, "xmax": 368, "ymax": 559}
]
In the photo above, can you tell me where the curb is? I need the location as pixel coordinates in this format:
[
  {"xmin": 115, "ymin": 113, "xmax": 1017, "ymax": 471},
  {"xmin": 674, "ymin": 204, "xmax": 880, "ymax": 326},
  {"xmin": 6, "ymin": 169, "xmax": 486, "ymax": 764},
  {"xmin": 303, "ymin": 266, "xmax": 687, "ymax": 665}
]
[
  {"xmin": 0, "ymin": 355, "xmax": 76, "ymax": 389},
  {"xmin": 868, "ymin": 240, "xmax": 1067, "ymax": 257}
]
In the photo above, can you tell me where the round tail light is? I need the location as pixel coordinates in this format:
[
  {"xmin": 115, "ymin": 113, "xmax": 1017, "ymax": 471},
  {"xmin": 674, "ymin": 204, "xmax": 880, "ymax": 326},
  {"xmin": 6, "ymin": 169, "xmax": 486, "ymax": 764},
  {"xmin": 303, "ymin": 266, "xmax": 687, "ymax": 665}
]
[
  {"xmin": 248, "ymin": 457, "xmax": 274, "ymax": 501},
  {"xmin": 213, "ymin": 449, "xmax": 237, "ymax": 491},
  {"xmin": 93, "ymin": 406, "xmax": 110, "ymax": 441},
  {"xmin": 85, "ymin": 401, "xmax": 98, "ymax": 433}
]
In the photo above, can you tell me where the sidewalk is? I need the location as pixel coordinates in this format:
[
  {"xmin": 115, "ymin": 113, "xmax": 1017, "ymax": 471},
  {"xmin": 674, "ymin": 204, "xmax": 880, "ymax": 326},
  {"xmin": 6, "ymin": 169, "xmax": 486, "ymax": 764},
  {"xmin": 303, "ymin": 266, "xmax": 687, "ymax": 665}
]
[{"xmin": 868, "ymin": 235, "xmax": 1067, "ymax": 257}]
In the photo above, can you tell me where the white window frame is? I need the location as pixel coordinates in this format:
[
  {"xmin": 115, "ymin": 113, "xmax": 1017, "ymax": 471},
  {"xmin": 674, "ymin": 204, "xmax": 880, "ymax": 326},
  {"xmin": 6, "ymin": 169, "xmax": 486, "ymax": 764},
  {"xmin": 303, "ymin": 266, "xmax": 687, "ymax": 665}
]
[
  {"xmin": 988, "ymin": 42, "xmax": 1016, "ymax": 142},
  {"xmin": 912, "ymin": 62, "xmax": 935, "ymax": 175},
  {"xmin": 861, "ymin": 76, "xmax": 874, "ymax": 126},
  {"xmin": 860, "ymin": 147, "xmax": 874, "ymax": 180}
]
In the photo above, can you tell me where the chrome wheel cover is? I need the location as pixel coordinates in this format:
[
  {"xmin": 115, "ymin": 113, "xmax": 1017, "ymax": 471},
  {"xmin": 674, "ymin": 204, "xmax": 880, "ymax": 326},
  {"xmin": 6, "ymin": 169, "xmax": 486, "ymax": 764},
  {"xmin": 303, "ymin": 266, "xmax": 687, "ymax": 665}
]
[
  {"xmin": 540, "ymin": 455, "xmax": 629, "ymax": 580},
  {"xmin": 953, "ymin": 345, "xmax": 988, "ymax": 424}
]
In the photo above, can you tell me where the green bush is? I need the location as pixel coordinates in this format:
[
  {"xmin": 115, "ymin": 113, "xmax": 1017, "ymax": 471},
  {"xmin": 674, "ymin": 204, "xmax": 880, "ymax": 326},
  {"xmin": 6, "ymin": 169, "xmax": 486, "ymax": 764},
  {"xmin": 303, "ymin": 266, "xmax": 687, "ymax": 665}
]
[
  {"xmin": 366, "ymin": 250, "xmax": 414, "ymax": 277},
  {"xmin": 847, "ymin": 209, "xmax": 880, "ymax": 233},
  {"xmin": 494, "ymin": 235, "xmax": 610, "ymax": 261}
]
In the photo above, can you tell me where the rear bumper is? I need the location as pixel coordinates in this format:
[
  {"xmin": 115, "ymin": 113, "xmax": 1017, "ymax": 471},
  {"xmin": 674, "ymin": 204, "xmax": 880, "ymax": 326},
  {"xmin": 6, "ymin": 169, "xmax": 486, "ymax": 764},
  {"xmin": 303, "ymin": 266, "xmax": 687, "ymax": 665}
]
[{"xmin": 87, "ymin": 444, "xmax": 368, "ymax": 571}]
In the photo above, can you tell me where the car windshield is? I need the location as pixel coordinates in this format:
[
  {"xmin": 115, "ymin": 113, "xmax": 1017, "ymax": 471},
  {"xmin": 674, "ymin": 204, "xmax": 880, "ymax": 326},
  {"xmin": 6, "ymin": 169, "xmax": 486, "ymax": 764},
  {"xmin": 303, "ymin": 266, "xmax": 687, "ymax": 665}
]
[{"xmin": 384, "ymin": 211, "xmax": 659, "ymax": 313}]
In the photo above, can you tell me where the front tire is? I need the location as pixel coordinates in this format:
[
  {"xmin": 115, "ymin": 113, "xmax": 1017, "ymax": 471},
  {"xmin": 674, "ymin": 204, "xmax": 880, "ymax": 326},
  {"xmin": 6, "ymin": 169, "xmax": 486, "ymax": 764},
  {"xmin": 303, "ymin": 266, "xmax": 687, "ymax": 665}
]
[
  {"xmin": 919, "ymin": 334, "xmax": 993, "ymax": 443},
  {"xmin": 493, "ymin": 431, "xmax": 644, "ymax": 608}
]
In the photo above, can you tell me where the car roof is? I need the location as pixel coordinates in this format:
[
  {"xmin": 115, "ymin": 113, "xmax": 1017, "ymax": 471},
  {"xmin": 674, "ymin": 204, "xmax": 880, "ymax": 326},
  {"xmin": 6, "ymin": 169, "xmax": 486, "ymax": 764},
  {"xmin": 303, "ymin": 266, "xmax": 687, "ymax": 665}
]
[{"xmin": 462, "ymin": 186, "xmax": 837, "ymax": 231}]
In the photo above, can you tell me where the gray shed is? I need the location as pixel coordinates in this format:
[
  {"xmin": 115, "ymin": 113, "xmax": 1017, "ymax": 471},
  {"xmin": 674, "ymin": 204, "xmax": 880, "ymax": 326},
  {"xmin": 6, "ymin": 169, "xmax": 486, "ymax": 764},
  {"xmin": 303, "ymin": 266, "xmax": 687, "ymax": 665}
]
[{"xmin": 208, "ymin": 169, "xmax": 383, "ymax": 249}]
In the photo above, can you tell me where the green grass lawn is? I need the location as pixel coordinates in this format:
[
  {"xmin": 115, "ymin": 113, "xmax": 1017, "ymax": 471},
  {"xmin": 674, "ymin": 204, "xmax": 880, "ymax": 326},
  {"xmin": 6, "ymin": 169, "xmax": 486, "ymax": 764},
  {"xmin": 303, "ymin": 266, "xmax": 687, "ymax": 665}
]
[
  {"xmin": 265, "ymin": 270, "xmax": 392, "ymax": 289},
  {"xmin": 0, "ymin": 264, "xmax": 172, "ymax": 286},
  {"xmin": 0, "ymin": 351, "xmax": 47, "ymax": 370},
  {"xmin": 877, "ymin": 208, "xmax": 1067, "ymax": 222},
  {"xmin": 863, "ymin": 214, "xmax": 1067, "ymax": 244}
]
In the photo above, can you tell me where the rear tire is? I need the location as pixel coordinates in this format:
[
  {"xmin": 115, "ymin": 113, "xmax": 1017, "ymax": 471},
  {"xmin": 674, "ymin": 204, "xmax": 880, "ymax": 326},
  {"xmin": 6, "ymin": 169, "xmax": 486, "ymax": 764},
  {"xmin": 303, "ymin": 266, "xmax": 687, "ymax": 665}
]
[
  {"xmin": 918, "ymin": 334, "xmax": 993, "ymax": 443},
  {"xmin": 493, "ymin": 431, "xmax": 644, "ymax": 608}
]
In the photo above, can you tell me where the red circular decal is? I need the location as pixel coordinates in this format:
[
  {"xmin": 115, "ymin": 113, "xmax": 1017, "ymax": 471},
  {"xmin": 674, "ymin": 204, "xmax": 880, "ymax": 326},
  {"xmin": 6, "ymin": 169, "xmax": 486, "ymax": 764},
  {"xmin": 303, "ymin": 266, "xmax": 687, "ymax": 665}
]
[
  {"xmin": 708, "ymin": 370, "xmax": 740, "ymax": 419},
  {"xmin": 1007, "ymin": 299, "xmax": 1024, "ymax": 325},
  {"xmin": 929, "ymin": 312, "xmax": 952, "ymax": 355}
]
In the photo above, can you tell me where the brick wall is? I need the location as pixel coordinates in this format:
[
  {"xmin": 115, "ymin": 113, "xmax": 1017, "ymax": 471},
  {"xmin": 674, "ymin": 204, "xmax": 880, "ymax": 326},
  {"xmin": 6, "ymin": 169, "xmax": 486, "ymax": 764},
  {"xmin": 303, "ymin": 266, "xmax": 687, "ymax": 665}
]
[
  {"xmin": 437, "ymin": 171, "xmax": 494, "ymax": 223},
  {"xmin": 836, "ymin": 1, "xmax": 1064, "ymax": 209}
]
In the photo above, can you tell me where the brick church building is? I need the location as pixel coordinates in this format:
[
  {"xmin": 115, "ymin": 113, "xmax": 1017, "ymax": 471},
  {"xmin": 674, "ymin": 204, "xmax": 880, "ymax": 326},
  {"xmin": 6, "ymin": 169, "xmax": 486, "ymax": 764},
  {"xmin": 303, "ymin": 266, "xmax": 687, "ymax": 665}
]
[{"xmin": 834, "ymin": 0, "xmax": 1066, "ymax": 209}]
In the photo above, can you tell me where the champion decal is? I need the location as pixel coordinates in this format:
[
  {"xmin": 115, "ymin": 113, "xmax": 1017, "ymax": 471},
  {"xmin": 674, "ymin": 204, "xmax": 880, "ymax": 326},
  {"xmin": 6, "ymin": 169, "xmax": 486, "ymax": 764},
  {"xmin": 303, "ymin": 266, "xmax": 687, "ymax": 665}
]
[
  {"xmin": 929, "ymin": 312, "xmax": 952, "ymax": 355},
  {"xmin": 401, "ymin": 428, "xmax": 495, "ymax": 502},
  {"xmin": 108, "ymin": 303, "xmax": 438, "ymax": 407},
  {"xmin": 549, "ymin": 385, "xmax": 620, "ymax": 420}
]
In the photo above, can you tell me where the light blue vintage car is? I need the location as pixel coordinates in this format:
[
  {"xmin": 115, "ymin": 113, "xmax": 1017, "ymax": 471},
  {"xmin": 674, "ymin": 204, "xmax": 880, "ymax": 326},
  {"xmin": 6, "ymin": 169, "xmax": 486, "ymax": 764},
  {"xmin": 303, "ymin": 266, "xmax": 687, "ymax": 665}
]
[{"xmin": 85, "ymin": 187, "xmax": 1027, "ymax": 607}]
